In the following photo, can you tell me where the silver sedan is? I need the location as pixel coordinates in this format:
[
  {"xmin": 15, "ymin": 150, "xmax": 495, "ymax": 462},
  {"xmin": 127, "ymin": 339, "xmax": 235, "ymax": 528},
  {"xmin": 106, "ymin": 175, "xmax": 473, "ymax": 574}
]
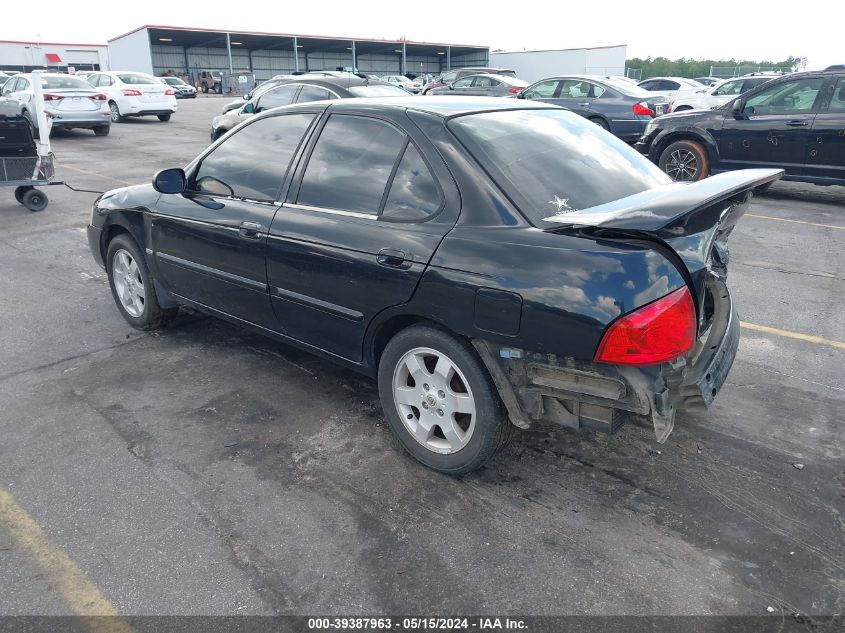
[{"xmin": 427, "ymin": 73, "xmax": 529, "ymax": 97}]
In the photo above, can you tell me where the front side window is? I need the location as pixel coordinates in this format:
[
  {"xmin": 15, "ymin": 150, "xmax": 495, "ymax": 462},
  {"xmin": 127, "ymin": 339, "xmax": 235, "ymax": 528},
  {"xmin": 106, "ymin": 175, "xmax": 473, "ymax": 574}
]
[
  {"xmin": 744, "ymin": 78, "xmax": 824, "ymax": 115},
  {"xmin": 449, "ymin": 109, "xmax": 670, "ymax": 227},
  {"xmin": 193, "ymin": 113, "xmax": 316, "ymax": 201},
  {"xmin": 523, "ymin": 80, "xmax": 559, "ymax": 99},
  {"xmin": 827, "ymin": 78, "xmax": 845, "ymax": 113},
  {"xmin": 638, "ymin": 80, "xmax": 659, "ymax": 91},
  {"xmin": 255, "ymin": 85, "xmax": 299, "ymax": 112},
  {"xmin": 382, "ymin": 143, "xmax": 441, "ymax": 221},
  {"xmin": 713, "ymin": 80, "xmax": 744, "ymax": 96},
  {"xmin": 453, "ymin": 77, "xmax": 473, "ymax": 88},
  {"xmin": 440, "ymin": 72, "xmax": 457, "ymax": 83},
  {"xmin": 296, "ymin": 115, "xmax": 406, "ymax": 214}
]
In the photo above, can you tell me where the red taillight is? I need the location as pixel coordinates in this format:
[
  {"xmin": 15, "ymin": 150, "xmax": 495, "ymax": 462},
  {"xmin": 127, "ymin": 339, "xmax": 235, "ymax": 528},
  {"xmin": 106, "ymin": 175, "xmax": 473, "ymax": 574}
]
[
  {"xmin": 594, "ymin": 287, "xmax": 696, "ymax": 365},
  {"xmin": 122, "ymin": 89, "xmax": 142, "ymax": 96},
  {"xmin": 508, "ymin": 87, "xmax": 523, "ymax": 94},
  {"xmin": 90, "ymin": 93, "xmax": 107, "ymax": 101},
  {"xmin": 164, "ymin": 89, "xmax": 175, "ymax": 95},
  {"xmin": 633, "ymin": 101, "xmax": 655, "ymax": 116},
  {"xmin": 43, "ymin": 93, "xmax": 63, "ymax": 101}
]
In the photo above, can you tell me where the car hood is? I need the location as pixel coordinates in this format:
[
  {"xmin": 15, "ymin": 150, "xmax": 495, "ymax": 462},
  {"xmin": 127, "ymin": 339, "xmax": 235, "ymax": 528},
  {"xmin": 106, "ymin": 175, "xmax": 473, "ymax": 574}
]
[{"xmin": 97, "ymin": 183, "xmax": 159, "ymax": 211}]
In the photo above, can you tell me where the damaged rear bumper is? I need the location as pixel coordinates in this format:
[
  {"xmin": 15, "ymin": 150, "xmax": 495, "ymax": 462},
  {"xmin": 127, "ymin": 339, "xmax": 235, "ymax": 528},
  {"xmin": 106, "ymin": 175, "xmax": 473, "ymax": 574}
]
[{"xmin": 473, "ymin": 280, "xmax": 739, "ymax": 443}]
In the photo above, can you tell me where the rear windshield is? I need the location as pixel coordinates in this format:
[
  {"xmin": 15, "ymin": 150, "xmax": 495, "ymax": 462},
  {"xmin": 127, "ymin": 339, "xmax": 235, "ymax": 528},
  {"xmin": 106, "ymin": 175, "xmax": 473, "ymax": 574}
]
[
  {"xmin": 448, "ymin": 109, "xmax": 670, "ymax": 227},
  {"xmin": 602, "ymin": 78, "xmax": 653, "ymax": 98},
  {"xmin": 40, "ymin": 75, "xmax": 93, "ymax": 90},
  {"xmin": 347, "ymin": 85, "xmax": 409, "ymax": 97},
  {"xmin": 117, "ymin": 73, "xmax": 158, "ymax": 85}
]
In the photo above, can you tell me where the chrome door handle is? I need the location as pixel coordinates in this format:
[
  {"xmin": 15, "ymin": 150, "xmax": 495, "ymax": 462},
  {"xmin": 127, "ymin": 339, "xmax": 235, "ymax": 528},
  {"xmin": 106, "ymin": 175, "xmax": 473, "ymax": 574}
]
[
  {"xmin": 238, "ymin": 221, "xmax": 264, "ymax": 239},
  {"xmin": 377, "ymin": 248, "xmax": 409, "ymax": 268},
  {"xmin": 786, "ymin": 120, "xmax": 809, "ymax": 127},
  {"xmin": 577, "ymin": 101, "xmax": 590, "ymax": 106}
]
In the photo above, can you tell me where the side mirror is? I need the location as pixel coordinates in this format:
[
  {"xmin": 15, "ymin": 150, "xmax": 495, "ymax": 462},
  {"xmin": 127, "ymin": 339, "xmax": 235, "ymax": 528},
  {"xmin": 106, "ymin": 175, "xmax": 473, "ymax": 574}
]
[
  {"xmin": 449, "ymin": 83, "xmax": 455, "ymax": 90},
  {"xmin": 516, "ymin": 91, "xmax": 525, "ymax": 99},
  {"xmin": 731, "ymin": 99, "xmax": 744, "ymax": 116},
  {"xmin": 152, "ymin": 168, "xmax": 186, "ymax": 195},
  {"xmin": 242, "ymin": 94, "xmax": 249, "ymax": 100},
  {"xmin": 243, "ymin": 102, "xmax": 255, "ymax": 114}
]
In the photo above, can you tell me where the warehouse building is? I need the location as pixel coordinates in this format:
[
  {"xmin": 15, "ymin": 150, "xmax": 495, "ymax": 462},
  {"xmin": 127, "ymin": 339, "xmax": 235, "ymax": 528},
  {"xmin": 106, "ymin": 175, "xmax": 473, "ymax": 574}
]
[
  {"xmin": 0, "ymin": 39, "xmax": 108, "ymax": 73},
  {"xmin": 108, "ymin": 25, "xmax": 490, "ymax": 82},
  {"xmin": 490, "ymin": 45, "xmax": 628, "ymax": 83}
]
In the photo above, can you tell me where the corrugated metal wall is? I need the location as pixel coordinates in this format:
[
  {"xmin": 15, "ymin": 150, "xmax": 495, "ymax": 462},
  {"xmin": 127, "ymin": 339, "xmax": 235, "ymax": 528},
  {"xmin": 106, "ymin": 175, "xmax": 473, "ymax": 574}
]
[{"xmin": 151, "ymin": 44, "xmax": 488, "ymax": 81}]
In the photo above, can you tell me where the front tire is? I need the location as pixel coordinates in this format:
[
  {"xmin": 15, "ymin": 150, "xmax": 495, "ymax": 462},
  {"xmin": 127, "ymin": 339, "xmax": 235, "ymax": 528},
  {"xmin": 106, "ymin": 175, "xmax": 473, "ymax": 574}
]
[
  {"xmin": 378, "ymin": 325, "xmax": 515, "ymax": 474},
  {"xmin": 157, "ymin": 114, "xmax": 171, "ymax": 122},
  {"xmin": 659, "ymin": 139, "xmax": 710, "ymax": 182},
  {"xmin": 588, "ymin": 116, "xmax": 610, "ymax": 131},
  {"xmin": 106, "ymin": 234, "xmax": 177, "ymax": 330}
]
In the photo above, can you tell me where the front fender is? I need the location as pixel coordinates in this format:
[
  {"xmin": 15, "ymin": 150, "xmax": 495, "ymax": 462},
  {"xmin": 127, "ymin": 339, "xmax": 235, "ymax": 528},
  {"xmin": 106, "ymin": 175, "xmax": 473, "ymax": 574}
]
[{"xmin": 651, "ymin": 126, "xmax": 720, "ymax": 166}]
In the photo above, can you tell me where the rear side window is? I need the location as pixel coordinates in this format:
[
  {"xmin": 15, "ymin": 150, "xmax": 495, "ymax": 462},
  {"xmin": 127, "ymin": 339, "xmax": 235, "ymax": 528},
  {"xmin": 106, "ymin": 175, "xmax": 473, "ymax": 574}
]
[
  {"xmin": 449, "ymin": 109, "xmax": 670, "ymax": 227},
  {"xmin": 296, "ymin": 115, "xmax": 406, "ymax": 214},
  {"xmin": 828, "ymin": 78, "xmax": 845, "ymax": 112},
  {"xmin": 193, "ymin": 113, "xmax": 316, "ymax": 201},
  {"xmin": 296, "ymin": 85, "xmax": 336, "ymax": 103},
  {"xmin": 382, "ymin": 143, "xmax": 441, "ymax": 221}
]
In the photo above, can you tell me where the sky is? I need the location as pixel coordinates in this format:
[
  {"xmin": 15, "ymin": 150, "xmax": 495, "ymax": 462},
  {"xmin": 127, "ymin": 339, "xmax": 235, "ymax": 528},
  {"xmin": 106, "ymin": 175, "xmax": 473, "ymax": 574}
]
[{"xmin": 1, "ymin": 0, "xmax": 839, "ymax": 71}]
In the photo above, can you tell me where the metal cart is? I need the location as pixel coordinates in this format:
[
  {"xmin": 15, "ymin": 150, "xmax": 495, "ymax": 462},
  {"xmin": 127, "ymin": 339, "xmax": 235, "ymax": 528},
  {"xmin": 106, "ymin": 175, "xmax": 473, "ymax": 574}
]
[{"xmin": 1, "ymin": 71, "xmax": 55, "ymax": 212}]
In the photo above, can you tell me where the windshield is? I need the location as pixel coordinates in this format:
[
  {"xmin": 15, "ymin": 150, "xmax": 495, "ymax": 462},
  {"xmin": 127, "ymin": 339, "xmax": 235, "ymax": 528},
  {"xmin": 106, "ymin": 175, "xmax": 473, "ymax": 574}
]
[
  {"xmin": 117, "ymin": 73, "xmax": 158, "ymax": 85},
  {"xmin": 602, "ymin": 78, "xmax": 653, "ymax": 98},
  {"xmin": 162, "ymin": 77, "xmax": 186, "ymax": 86},
  {"xmin": 40, "ymin": 75, "xmax": 93, "ymax": 90},
  {"xmin": 347, "ymin": 85, "xmax": 409, "ymax": 97},
  {"xmin": 448, "ymin": 109, "xmax": 670, "ymax": 227}
]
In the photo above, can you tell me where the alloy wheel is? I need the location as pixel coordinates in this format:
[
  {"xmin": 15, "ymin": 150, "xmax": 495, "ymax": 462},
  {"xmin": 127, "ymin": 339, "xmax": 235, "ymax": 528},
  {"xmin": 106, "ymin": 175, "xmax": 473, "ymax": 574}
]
[
  {"xmin": 665, "ymin": 148, "xmax": 700, "ymax": 181},
  {"xmin": 392, "ymin": 347, "xmax": 477, "ymax": 454},
  {"xmin": 112, "ymin": 249, "xmax": 145, "ymax": 317}
]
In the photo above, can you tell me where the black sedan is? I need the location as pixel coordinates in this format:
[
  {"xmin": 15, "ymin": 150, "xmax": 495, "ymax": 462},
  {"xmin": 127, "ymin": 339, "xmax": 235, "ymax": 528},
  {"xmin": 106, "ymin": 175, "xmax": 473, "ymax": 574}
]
[
  {"xmin": 87, "ymin": 98, "xmax": 781, "ymax": 474},
  {"xmin": 517, "ymin": 75, "xmax": 669, "ymax": 142},
  {"xmin": 210, "ymin": 76, "xmax": 407, "ymax": 141}
]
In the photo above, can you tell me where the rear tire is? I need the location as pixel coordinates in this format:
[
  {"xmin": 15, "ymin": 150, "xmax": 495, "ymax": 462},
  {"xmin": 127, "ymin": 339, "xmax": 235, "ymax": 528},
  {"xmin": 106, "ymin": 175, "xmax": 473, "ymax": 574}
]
[
  {"xmin": 157, "ymin": 114, "xmax": 171, "ymax": 122},
  {"xmin": 109, "ymin": 102, "xmax": 125, "ymax": 123},
  {"xmin": 106, "ymin": 234, "xmax": 178, "ymax": 330},
  {"xmin": 93, "ymin": 126, "xmax": 110, "ymax": 136},
  {"xmin": 378, "ymin": 324, "xmax": 515, "ymax": 474},
  {"xmin": 588, "ymin": 116, "xmax": 610, "ymax": 131},
  {"xmin": 659, "ymin": 139, "xmax": 710, "ymax": 182}
]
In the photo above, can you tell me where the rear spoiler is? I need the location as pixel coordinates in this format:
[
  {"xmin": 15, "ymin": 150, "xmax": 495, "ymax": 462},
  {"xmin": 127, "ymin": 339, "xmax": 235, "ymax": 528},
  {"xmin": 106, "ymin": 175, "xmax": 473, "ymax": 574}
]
[{"xmin": 543, "ymin": 169, "xmax": 783, "ymax": 236}]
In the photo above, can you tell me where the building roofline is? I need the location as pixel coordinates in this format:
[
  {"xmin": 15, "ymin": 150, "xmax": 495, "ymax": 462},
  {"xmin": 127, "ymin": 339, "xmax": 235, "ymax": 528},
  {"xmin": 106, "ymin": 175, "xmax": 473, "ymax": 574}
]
[
  {"xmin": 491, "ymin": 44, "xmax": 627, "ymax": 54},
  {"xmin": 108, "ymin": 24, "xmax": 487, "ymax": 49},
  {"xmin": 0, "ymin": 39, "xmax": 107, "ymax": 48}
]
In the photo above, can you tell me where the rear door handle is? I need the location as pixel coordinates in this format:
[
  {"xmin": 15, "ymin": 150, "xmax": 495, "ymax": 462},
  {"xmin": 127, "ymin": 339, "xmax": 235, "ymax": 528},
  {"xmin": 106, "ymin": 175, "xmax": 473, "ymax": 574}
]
[
  {"xmin": 786, "ymin": 120, "xmax": 809, "ymax": 127},
  {"xmin": 377, "ymin": 248, "xmax": 409, "ymax": 268},
  {"xmin": 577, "ymin": 101, "xmax": 590, "ymax": 107},
  {"xmin": 238, "ymin": 221, "xmax": 264, "ymax": 239}
]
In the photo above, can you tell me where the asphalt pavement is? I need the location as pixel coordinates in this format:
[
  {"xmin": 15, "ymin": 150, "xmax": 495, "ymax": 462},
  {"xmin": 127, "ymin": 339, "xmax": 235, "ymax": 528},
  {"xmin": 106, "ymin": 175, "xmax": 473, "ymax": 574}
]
[{"xmin": 0, "ymin": 97, "xmax": 841, "ymax": 618}]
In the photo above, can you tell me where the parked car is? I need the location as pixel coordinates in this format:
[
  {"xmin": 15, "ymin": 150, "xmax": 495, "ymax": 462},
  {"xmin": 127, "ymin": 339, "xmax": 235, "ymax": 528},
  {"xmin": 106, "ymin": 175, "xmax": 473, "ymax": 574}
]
[
  {"xmin": 422, "ymin": 67, "xmax": 517, "ymax": 94},
  {"xmin": 85, "ymin": 71, "xmax": 177, "ymax": 123},
  {"xmin": 210, "ymin": 76, "xmax": 407, "ymax": 140},
  {"xmin": 159, "ymin": 76, "xmax": 197, "ymax": 99},
  {"xmin": 635, "ymin": 66, "xmax": 845, "ymax": 184},
  {"xmin": 87, "ymin": 96, "xmax": 781, "ymax": 473},
  {"xmin": 637, "ymin": 77, "xmax": 706, "ymax": 101},
  {"xmin": 381, "ymin": 75, "xmax": 423, "ymax": 93},
  {"xmin": 221, "ymin": 76, "xmax": 291, "ymax": 114},
  {"xmin": 0, "ymin": 72, "xmax": 111, "ymax": 136},
  {"xmin": 427, "ymin": 74, "xmax": 528, "ymax": 97},
  {"xmin": 198, "ymin": 70, "xmax": 222, "ymax": 93},
  {"xmin": 669, "ymin": 75, "xmax": 779, "ymax": 112},
  {"xmin": 518, "ymin": 75, "xmax": 669, "ymax": 142}
]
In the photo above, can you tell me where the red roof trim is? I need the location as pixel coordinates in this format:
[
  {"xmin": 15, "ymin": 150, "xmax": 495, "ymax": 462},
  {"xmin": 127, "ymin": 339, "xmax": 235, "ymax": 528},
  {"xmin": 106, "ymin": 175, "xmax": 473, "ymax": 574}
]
[
  {"xmin": 0, "ymin": 39, "xmax": 107, "ymax": 47},
  {"xmin": 108, "ymin": 24, "xmax": 487, "ymax": 48},
  {"xmin": 45, "ymin": 53, "xmax": 62, "ymax": 62}
]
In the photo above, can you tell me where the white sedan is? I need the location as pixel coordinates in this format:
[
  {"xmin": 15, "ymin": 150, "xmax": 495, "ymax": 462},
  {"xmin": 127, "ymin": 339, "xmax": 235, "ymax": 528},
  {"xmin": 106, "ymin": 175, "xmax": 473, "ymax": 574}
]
[
  {"xmin": 668, "ymin": 75, "xmax": 781, "ymax": 112},
  {"xmin": 637, "ymin": 76, "xmax": 706, "ymax": 101},
  {"xmin": 84, "ymin": 71, "xmax": 177, "ymax": 123}
]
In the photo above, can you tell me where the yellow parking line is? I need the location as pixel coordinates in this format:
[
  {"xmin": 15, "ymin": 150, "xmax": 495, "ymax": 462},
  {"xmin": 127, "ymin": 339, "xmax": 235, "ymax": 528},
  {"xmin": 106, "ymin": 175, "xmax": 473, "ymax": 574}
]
[
  {"xmin": 745, "ymin": 214, "xmax": 845, "ymax": 230},
  {"xmin": 741, "ymin": 321, "xmax": 845, "ymax": 350},
  {"xmin": 56, "ymin": 162, "xmax": 134, "ymax": 186},
  {"xmin": 0, "ymin": 487, "xmax": 134, "ymax": 632}
]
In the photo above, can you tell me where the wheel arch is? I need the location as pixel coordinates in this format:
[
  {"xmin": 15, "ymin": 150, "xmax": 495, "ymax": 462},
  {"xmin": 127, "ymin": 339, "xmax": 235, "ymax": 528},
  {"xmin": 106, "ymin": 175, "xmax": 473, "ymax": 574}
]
[
  {"xmin": 652, "ymin": 128, "xmax": 719, "ymax": 166},
  {"xmin": 99, "ymin": 212, "xmax": 146, "ymax": 267},
  {"xmin": 365, "ymin": 312, "xmax": 460, "ymax": 375}
]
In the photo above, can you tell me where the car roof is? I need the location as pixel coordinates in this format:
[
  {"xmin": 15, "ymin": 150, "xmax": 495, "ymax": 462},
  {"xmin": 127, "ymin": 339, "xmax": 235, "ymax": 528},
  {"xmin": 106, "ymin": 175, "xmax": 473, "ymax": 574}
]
[
  {"xmin": 303, "ymin": 96, "xmax": 555, "ymax": 117},
  {"xmin": 280, "ymin": 76, "xmax": 393, "ymax": 89}
]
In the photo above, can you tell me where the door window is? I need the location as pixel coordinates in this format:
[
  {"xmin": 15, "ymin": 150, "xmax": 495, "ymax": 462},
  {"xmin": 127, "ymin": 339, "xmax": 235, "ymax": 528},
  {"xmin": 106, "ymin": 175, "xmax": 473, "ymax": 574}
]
[
  {"xmin": 713, "ymin": 80, "xmax": 744, "ymax": 96},
  {"xmin": 523, "ymin": 80, "xmax": 559, "ymax": 99},
  {"xmin": 440, "ymin": 72, "xmax": 457, "ymax": 83},
  {"xmin": 296, "ymin": 85, "xmax": 336, "ymax": 103},
  {"xmin": 743, "ymin": 78, "xmax": 824, "ymax": 115},
  {"xmin": 826, "ymin": 78, "xmax": 845, "ymax": 113},
  {"xmin": 255, "ymin": 85, "xmax": 299, "ymax": 112},
  {"xmin": 473, "ymin": 76, "xmax": 498, "ymax": 88},
  {"xmin": 381, "ymin": 143, "xmax": 442, "ymax": 221},
  {"xmin": 560, "ymin": 80, "xmax": 595, "ymax": 98},
  {"xmin": 296, "ymin": 115, "xmax": 406, "ymax": 214},
  {"xmin": 193, "ymin": 113, "xmax": 316, "ymax": 201},
  {"xmin": 453, "ymin": 77, "xmax": 473, "ymax": 88},
  {"xmin": 638, "ymin": 80, "xmax": 659, "ymax": 91}
]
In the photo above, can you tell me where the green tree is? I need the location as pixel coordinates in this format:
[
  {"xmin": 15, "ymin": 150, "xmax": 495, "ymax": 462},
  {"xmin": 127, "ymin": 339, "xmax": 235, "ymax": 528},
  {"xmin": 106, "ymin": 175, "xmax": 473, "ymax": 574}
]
[{"xmin": 626, "ymin": 56, "xmax": 802, "ymax": 79}]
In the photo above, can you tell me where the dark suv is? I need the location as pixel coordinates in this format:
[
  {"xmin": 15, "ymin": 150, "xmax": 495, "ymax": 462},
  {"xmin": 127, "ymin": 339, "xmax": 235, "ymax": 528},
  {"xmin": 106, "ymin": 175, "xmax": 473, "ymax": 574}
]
[{"xmin": 635, "ymin": 66, "xmax": 845, "ymax": 185}]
